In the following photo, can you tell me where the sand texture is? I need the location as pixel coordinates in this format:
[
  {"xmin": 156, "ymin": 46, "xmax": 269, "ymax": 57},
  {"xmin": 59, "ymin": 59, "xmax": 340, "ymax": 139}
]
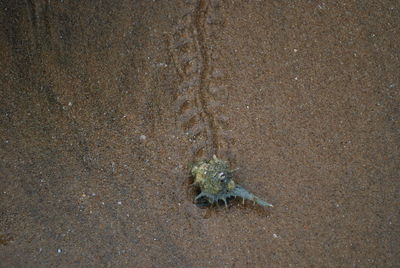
[{"xmin": 1, "ymin": 1, "xmax": 399, "ymax": 267}]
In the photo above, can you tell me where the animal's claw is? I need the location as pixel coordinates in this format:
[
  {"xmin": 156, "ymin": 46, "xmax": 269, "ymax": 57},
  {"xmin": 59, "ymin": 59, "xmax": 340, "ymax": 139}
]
[
  {"xmin": 195, "ymin": 192, "xmax": 206, "ymax": 201},
  {"xmin": 221, "ymin": 198, "xmax": 228, "ymax": 208}
]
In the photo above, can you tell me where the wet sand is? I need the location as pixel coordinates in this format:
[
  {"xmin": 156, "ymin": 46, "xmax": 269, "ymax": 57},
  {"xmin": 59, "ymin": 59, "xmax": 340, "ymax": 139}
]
[{"xmin": 1, "ymin": 1, "xmax": 399, "ymax": 267}]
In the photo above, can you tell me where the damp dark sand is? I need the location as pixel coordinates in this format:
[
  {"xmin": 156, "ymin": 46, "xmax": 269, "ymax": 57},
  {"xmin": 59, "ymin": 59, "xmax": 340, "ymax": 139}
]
[{"xmin": 1, "ymin": 1, "xmax": 399, "ymax": 267}]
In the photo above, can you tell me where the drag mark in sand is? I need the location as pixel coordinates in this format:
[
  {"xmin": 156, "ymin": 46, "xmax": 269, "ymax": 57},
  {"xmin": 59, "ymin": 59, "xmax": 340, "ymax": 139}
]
[{"xmin": 169, "ymin": 0, "xmax": 233, "ymax": 160}]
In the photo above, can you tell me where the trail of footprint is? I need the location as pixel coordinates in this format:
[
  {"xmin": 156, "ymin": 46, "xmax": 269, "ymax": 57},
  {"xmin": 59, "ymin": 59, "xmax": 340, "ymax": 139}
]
[{"xmin": 170, "ymin": 0, "xmax": 233, "ymax": 161}]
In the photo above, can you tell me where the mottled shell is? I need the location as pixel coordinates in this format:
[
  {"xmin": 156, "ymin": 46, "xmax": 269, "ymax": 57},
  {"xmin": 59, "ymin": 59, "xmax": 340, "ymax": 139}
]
[{"xmin": 191, "ymin": 155, "xmax": 236, "ymax": 204}]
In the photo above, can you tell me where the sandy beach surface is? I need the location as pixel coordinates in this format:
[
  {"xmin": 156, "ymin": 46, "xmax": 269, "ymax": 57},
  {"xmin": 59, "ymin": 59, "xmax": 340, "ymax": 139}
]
[{"xmin": 1, "ymin": 1, "xmax": 399, "ymax": 267}]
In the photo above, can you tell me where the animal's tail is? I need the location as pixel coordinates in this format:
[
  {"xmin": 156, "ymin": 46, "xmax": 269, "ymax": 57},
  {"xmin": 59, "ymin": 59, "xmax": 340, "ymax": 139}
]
[{"xmin": 233, "ymin": 185, "xmax": 273, "ymax": 207}]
